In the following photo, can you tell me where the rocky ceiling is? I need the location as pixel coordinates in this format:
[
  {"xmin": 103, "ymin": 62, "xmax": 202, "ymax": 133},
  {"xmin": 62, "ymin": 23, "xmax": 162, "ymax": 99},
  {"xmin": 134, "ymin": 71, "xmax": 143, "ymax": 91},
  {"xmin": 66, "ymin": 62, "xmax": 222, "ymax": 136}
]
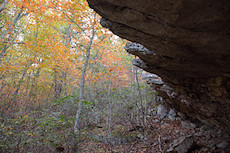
[{"xmin": 86, "ymin": 0, "xmax": 230, "ymax": 132}]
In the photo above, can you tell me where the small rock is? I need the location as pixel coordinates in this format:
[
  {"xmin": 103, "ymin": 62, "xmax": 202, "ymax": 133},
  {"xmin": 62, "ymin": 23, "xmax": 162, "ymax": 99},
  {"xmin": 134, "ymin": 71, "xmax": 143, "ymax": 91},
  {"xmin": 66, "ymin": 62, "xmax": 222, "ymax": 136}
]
[
  {"xmin": 168, "ymin": 108, "xmax": 177, "ymax": 121},
  {"xmin": 177, "ymin": 112, "xmax": 186, "ymax": 118},
  {"xmin": 168, "ymin": 108, "xmax": 176, "ymax": 115},
  {"xmin": 193, "ymin": 132, "xmax": 203, "ymax": 137},
  {"xmin": 200, "ymin": 124, "xmax": 213, "ymax": 132},
  {"xmin": 207, "ymin": 143, "xmax": 215, "ymax": 149},
  {"xmin": 216, "ymin": 141, "xmax": 229, "ymax": 149},
  {"xmin": 181, "ymin": 121, "xmax": 196, "ymax": 129},
  {"xmin": 168, "ymin": 115, "xmax": 175, "ymax": 121},
  {"xmin": 157, "ymin": 104, "xmax": 167, "ymax": 119},
  {"xmin": 167, "ymin": 135, "xmax": 193, "ymax": 153}
]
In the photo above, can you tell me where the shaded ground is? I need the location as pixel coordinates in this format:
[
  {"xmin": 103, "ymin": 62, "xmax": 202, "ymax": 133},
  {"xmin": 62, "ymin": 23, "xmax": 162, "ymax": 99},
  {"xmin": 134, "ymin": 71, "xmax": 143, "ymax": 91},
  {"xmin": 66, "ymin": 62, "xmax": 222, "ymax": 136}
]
[
  {"xmin": 76, "ymin": 116, "xmax": 229, "ymax": 153},
  {"xmin": 1, "ymin": 109, "xmax": 229, "ymax": 152}
]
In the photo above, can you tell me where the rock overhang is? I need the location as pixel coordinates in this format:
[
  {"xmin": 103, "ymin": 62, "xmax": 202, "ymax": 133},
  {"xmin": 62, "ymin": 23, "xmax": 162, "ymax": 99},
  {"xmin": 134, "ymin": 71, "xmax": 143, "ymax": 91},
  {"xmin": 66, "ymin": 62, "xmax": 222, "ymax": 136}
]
[{"xmin": 87, "ymin": 0, "xmax": 230, "ymax": 133}]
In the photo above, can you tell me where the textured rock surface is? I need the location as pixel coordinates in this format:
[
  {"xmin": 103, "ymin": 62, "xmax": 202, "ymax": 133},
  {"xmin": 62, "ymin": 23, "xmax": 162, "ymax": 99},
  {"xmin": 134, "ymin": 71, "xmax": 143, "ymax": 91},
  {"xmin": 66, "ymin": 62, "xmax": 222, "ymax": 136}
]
[
  {"xmin": 167, "ymin": 135, "xmax": 193, "ymax": 153},
  {"xmin": 157, "ymin": 104, "xmax": 168, "ymax": 120},
  {"xmin": 87, "ymin": 0, "xmax": 230, "ymax": 132}
]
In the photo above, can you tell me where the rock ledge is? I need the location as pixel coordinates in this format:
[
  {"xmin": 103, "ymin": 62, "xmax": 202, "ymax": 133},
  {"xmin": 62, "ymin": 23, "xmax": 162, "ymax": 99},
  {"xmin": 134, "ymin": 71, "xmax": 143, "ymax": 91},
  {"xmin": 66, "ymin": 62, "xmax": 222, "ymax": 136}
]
[{"xmin": 87, "ymin": 0, "xmax": 230, "ymax": 132}]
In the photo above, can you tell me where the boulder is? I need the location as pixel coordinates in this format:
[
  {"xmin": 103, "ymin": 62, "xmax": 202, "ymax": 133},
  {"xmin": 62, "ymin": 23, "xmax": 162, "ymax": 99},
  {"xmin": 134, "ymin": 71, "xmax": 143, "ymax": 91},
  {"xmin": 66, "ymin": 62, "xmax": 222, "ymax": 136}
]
[{"xmin": 181, "ymin": 121, "xmax": 196, "ymax": 129}]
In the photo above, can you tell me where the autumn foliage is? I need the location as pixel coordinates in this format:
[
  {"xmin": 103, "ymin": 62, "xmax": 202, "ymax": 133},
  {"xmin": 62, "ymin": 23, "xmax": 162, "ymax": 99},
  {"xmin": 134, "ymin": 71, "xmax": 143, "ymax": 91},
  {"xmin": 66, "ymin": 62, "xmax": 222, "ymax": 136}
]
[
  {"xmin": 0, "ymin": 0, "xmax": 132, "ymax": 113},
  {"xmin": 0, "ymin": 1, "xmax": 160, "ymax": 152}
]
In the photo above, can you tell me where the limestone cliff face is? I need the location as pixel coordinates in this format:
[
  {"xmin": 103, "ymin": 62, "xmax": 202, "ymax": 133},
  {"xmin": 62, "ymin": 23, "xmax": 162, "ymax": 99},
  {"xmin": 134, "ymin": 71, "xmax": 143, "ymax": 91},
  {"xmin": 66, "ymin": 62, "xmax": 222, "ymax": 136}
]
[{"xmin": 86, "ymin": 0, "xmax": 230, "ymax": 132}]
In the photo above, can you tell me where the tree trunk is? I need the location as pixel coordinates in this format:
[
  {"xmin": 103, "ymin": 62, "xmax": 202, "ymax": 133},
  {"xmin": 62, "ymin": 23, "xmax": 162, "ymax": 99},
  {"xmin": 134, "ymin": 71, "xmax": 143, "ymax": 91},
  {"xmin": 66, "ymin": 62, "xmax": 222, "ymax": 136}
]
[
  {"xmin": 0, "ymin": 8, "xmax": 28, "ymax": 64},
  {"xmin": 1, "ymin": 63, "xmax": 31, "ymax": 116},
  {"xmin": 74, "ymin": 13, "xmax": 96, "ymax": 134},
  {"xmin": 106, "ymin": 82, "xmax": 112, "ymax": 137}
]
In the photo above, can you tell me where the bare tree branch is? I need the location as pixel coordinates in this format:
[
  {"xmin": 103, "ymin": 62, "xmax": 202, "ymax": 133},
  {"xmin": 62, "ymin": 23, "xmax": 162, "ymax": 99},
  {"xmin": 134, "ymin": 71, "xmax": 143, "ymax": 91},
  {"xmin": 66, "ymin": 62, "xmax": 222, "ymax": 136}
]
[
  {"xmin": 2, "ymin": 41, "xmax": 25, "ymax": 44},
  {"xmin": 0, "ymin": 8, "xmax": 28, "ymax": 39},
  {"xmin": 0, "ymin": 0, "xmax": 7, "ymax": 13}
]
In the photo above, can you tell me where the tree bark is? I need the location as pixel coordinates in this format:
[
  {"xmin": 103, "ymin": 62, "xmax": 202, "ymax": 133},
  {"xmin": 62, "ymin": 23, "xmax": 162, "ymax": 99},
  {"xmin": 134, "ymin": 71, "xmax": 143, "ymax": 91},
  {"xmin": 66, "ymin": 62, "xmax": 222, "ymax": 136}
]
[{"xmin": 74, "ymin": 13, "xmax": 96, "ymax": 134}]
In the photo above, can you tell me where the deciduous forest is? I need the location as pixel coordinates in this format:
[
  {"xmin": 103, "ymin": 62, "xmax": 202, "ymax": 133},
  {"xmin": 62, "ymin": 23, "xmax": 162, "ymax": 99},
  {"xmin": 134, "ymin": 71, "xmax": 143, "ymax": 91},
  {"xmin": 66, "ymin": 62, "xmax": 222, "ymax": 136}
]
[
  {"xmin": 4, "ymin": 0, "xmax": 227, "ymax": 152},
  {"xmin": 1, "ymin": 0, "xmax": 159, "ymax": 152}
]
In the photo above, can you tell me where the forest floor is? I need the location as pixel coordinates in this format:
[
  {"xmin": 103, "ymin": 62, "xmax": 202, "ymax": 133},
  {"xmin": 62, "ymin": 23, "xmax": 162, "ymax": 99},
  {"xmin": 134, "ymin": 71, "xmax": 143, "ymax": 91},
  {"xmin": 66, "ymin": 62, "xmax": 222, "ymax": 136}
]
[
  {"xmin": 78, "ymin": 118, "xmax": 189, "ymax": 152},
  {"xmin": 1, "ymin": 98, "xmax": 229, "ymax": 153},
  {"xmin": 76, "ymin": 116, "xmax": 227, "ymax": 153},
  {"xmin": 1, "ymin": 109, "xmax": 229, "ymax": 153}
]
